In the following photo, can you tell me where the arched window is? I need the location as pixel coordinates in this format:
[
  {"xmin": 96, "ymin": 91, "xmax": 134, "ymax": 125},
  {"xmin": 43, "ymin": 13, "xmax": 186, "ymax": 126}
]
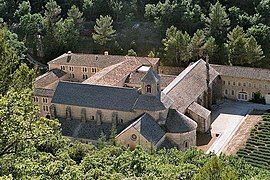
[
  {"xmin": 146, "ymin": 85, "xmax": 152, "ymax": 93},
  {"xmin": 184, "ymin": 141, "xmax": 189, "ymax": 148}
]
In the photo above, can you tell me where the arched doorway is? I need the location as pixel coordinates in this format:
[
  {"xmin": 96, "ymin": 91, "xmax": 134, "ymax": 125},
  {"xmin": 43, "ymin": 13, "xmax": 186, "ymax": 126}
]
[{"xmin": 238, "ymin": 92, "xmax": 248, "ymax": 101}]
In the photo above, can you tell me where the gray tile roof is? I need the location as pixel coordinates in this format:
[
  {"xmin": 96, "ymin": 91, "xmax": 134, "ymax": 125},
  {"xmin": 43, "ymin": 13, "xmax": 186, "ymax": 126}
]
[
  {"xmin": 165, "ymin": 109, "xmax": 197, "ymax": 133},
  {"xmin": 82, "ymin": 57, "xmax": 142, "ymax": 86},
  {"xmin": 48, "ymin": 53, "xmax": 159, "ymax": 68},
  {"xmin": 124, "ymin": 113, "xmax": 165, "ymax": 145},
  {"xmin": 34, "ymin": 88, "xmax": 55, "ymax": 97},
  {"xmin": 52, "ymin": 82, "xmax": 140, "ymax": 111},
  {"xmin": 187, "ymin": 102, "xmax": 211, "ymax": 120},
  {"xmin": 52, "ymin": 82, "xmax": 165, "ymax": 112},
  {"xmin": 162, "ymin": 59, "xmax": 219, "ymax": 113},
  {"xmin": 133, "ymin": 94, "xmax": 166, "ymax": 111},
  {"xmin": 141, "ymin": 68, "xmax": 160, "ymax": 83},
  {"xmin": 126, "ymin": 72, "xmax": 176, "ymax": 89},
  {"xmin": 211, "ymin": 64, "xmax": 270, "ymax": 81},
  {"xmin": 158, "ymin": 137, "xmax": 178, "ymax": 149},
  {"xmin": 35, "ymin": 69, "xmax": 66, "ymax": 89},
  {"xmin": 59, "ymin": 118, "xmax": 129, "ymax": 141}
]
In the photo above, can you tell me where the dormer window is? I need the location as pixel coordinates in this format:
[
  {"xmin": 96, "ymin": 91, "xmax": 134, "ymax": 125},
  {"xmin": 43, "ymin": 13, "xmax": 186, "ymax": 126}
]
[{"xmin": 146, "ymin": 85, "xmax": 152, "ymax": 93}]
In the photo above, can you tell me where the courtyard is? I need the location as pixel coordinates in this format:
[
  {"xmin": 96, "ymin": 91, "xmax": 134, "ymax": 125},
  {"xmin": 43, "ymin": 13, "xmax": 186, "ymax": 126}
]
[{"xmin": 205, "ymin": 100, "xmax": 270, "ymax": 155}]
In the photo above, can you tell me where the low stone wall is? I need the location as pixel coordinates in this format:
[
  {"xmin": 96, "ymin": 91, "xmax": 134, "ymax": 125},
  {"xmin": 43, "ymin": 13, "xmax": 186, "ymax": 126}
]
[{"xmin": 158, "ymin": 66, "xmax": 185, "ymax": 76}]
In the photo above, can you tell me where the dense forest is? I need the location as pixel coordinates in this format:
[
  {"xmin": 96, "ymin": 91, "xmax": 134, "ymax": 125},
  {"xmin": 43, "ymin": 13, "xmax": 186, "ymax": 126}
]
[{"xmin": 0, "ymin": 0, "xmax": 269, "ymax": 67}]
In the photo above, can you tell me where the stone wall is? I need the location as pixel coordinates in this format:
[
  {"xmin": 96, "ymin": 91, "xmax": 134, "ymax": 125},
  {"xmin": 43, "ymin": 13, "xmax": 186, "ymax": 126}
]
[
  {"xmin": 166, "ymin": 130, "xmax": 196, "ymax": 150},
  {"xmin": 220, "ymin": 76, "xmax": 270, "ymax": 101},
  {"xmin": 116, "ymin": 126, "xmax": 152, "ymax": 149}
]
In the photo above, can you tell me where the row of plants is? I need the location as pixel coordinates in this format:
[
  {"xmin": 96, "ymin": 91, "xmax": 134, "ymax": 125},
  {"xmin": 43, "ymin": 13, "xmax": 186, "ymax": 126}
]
[{"xmin": 237, "ymin": 114, "xmax": 270, "ymax": 170}]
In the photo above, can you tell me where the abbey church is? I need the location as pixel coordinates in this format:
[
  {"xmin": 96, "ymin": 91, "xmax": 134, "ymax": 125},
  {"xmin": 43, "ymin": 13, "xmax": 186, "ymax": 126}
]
[{"xmin": 33, "ymin": 52, "xmax": 270, "ymax": 150}]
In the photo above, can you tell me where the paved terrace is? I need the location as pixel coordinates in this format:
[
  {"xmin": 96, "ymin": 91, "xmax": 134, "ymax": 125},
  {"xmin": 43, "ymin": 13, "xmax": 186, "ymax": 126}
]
[{"xmin": 207, "ymin": 100, "xmax": 270, "ymax": 155}]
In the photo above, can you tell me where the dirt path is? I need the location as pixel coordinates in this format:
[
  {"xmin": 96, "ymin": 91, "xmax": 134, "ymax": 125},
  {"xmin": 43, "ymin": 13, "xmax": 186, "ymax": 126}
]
[{"xmin": 222, "ymin": 110, "xmax": 264, "ymax": 155}]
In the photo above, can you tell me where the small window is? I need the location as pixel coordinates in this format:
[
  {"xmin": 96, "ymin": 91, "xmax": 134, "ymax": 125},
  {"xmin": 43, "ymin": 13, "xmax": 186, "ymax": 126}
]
[
  {"xmin": 83, "ymin": 74, "xmax": 88, "ymax": 79},
  {"xmin": 146, "ymin": 85, "xmax": 152, "ymax": 93},
  {"xmin": 82, "ymin": 67, "xmax": 88, "ymax": 72},
  {"xmin": 43, "ymin": 98, "xmax": 48, "ymax": 103},
  {"xmin": 91, "ymin": 68, "xmax": 97, "ymax": 73},
  {"xmin": 184, "ymin": 141, "xmax": 189, "ymax": 148},
  {"xmin": 69, "ymin": 66, "xmax": 74, "ymax": 71},
  {"xmin": 131, "ymin": 134, "xmax": 137, "ymax": 141}
]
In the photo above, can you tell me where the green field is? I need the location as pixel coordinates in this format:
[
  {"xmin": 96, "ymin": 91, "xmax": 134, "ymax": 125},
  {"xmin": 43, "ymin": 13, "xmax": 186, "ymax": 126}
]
[{"xmin": 237, "ymin": 114, "xmax": 270, "ymax": 170}]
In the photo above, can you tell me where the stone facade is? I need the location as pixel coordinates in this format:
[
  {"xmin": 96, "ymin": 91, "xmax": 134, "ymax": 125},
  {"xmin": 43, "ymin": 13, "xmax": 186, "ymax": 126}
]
[{"xmin": 221, "ymin": 76, "xmax": 270, "ymax": 101}]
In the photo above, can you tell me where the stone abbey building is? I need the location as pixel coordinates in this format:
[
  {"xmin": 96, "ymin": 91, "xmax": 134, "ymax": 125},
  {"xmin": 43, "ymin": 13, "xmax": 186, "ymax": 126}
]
[{"xmin": 34, "ymin": 52, "xmax": 270, "ymax": 150}]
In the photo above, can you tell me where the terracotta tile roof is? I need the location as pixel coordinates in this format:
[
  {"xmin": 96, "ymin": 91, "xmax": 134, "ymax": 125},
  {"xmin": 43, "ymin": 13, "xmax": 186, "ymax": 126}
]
[
  {"xmin": 48, "ymin": 53, "xmax": 159, "ymax": 68},
  {"xmin": 187, "ymin": 102, "xmax": 211, "ymax": 120},
  {"xmin": 35, "ymin": 69, "xmax": 66, "ymax": 89},
  {"xmin": 162, "ymin": 59, "xmax": 219, "ymax": 113},
  {"xmin": 211, "ymin": 64, "xmax": 270, "ymax": 81},
  {"xmin": 82, "ymin": 57, "xmax": 142, "ymax": 86}
]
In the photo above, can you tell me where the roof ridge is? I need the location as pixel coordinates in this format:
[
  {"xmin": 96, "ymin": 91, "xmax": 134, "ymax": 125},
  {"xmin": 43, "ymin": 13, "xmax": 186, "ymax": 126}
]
[{"xmin": 163, "ymin": 60, "xmax": 202, "ymax": 95}]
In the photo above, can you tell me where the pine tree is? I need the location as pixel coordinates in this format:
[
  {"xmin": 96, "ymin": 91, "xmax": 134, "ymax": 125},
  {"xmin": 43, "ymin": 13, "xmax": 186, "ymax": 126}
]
[
  {"xmin": 205, "ymin": 2, "xmax": 230, "ymax": 46},
  {"xmin": 92, "ymin": 15, "xmax": 116, "ymax": 47}
]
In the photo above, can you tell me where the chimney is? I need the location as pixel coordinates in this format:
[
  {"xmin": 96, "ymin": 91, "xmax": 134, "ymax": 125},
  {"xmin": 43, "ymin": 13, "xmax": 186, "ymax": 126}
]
[
  {"xmin": 104, "ymin": 51, "xmax": 109, "ymax": 55},
  {"xmin": 67, "ymin": 51, "xmax": 72, "ymax": 63}
]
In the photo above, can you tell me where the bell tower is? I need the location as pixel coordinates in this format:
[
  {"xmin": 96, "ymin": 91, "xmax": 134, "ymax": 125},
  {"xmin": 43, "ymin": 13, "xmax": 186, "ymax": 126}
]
[{"xmin": 140, "ymin": 68, "xmax": 160, "ymax": 97}]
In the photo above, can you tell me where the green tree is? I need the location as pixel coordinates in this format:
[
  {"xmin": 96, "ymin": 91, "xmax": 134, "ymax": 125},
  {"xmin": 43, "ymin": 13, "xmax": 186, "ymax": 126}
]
[
  {"xmin": 44, "ymin": 0, "xmax": 61, "ymax": 28},
  {"xmin": 0, "ymin": 88, "xmax": 60, "ymax": 157},
  {"xmin": 162, "ymin": 26, "xmax": 191, "ymax": 66},
  {"xmin": 14, "ymin": 1, "xmax": 31, "ymax": 21},
  {"xmin": 67, "ymin": 5, "xmax": 83, "ymax": 27},
  {"xmin": 0, "ymin": 28, "xmax": 20, "ymax": 94},
  {"xmin": 54, "ymin": 18, "xmax": 80, "ymax": 52},
  {"xmin": 19, "ymin": 13, "xmax": 44, "ymax": 55},
  {"xmin": 226, "ymin": 26, "xmax": 264, "ymax": 66},
  {"xmin": 205, "ymin": 2, "xmax": 230, "ymax": 46},
  {"xmin": 127, "ymin": 49, "xmax": 137, "ymax": 56},
  {"xmin": 10, "ymin": 63, "xmax": 35, "ymax": 91},
  {"xmin": 188, "ymin": 29, "xmax": 217, "ymax": 61},
  {"xmin": 83, "ymin": 0, "xmax": 94, "ymax": 21},
  {"xmin": 92, "ymin": 15, "xmax": 116, "ymax": 47}
]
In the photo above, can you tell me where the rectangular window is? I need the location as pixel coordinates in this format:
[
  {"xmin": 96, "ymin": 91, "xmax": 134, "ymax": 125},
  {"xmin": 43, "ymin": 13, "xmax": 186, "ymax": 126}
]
[
  {"xmin": 91, "ymin": 68, "xmax": 97, "ymax": 73},
  {"xmin": 83, "ymin": 74, "xmax": 88, "ymax": 79},
  {"xmin": 82, "ymin": 67, "xmax": 88, "ymax": 72},
  {"xmin": 69, "ymin": 66, "xmax": 74, "ymax": 71},
  {"xmin": 43, "ymin": 98, "xmax": 48, "ymax": 103}
]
